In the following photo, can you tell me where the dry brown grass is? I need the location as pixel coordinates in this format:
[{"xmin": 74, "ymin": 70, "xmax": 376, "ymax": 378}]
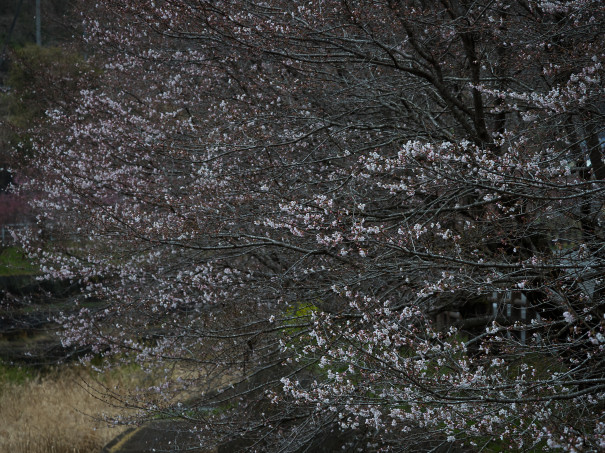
[{"xmin": 0, "ymin": 365, "xmax": 137, "ymax": 453}]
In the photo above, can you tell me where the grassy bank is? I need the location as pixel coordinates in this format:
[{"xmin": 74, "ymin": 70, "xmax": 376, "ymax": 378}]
[
  {"xmin": 0, "ymin": 363, "xmax": 136, "ymax": 453},
  {"xmin": 0, "ymin": 246, "xmax": 38, "ymax": 276}
]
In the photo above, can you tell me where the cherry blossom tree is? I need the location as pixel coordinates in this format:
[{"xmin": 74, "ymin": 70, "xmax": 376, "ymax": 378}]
[{"xmin": 19, "ymin": 0, "xmax": 605, "ymax": 451}]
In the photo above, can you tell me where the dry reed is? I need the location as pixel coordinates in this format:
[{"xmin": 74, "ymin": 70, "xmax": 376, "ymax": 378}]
[{"xmin": 0, "ymin": 365, "xmax": 135, "ymax": 453}]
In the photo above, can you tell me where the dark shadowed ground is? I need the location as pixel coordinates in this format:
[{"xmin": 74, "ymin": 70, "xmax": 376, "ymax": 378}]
[{"xmin": 101, "ymin": 420, "xmax": 213, "ymax": 453}]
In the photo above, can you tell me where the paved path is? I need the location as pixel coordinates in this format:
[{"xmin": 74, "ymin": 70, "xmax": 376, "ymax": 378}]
[{"xmin": 101, "ymin": 420, "xmax": 215, "ymax": 453}]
